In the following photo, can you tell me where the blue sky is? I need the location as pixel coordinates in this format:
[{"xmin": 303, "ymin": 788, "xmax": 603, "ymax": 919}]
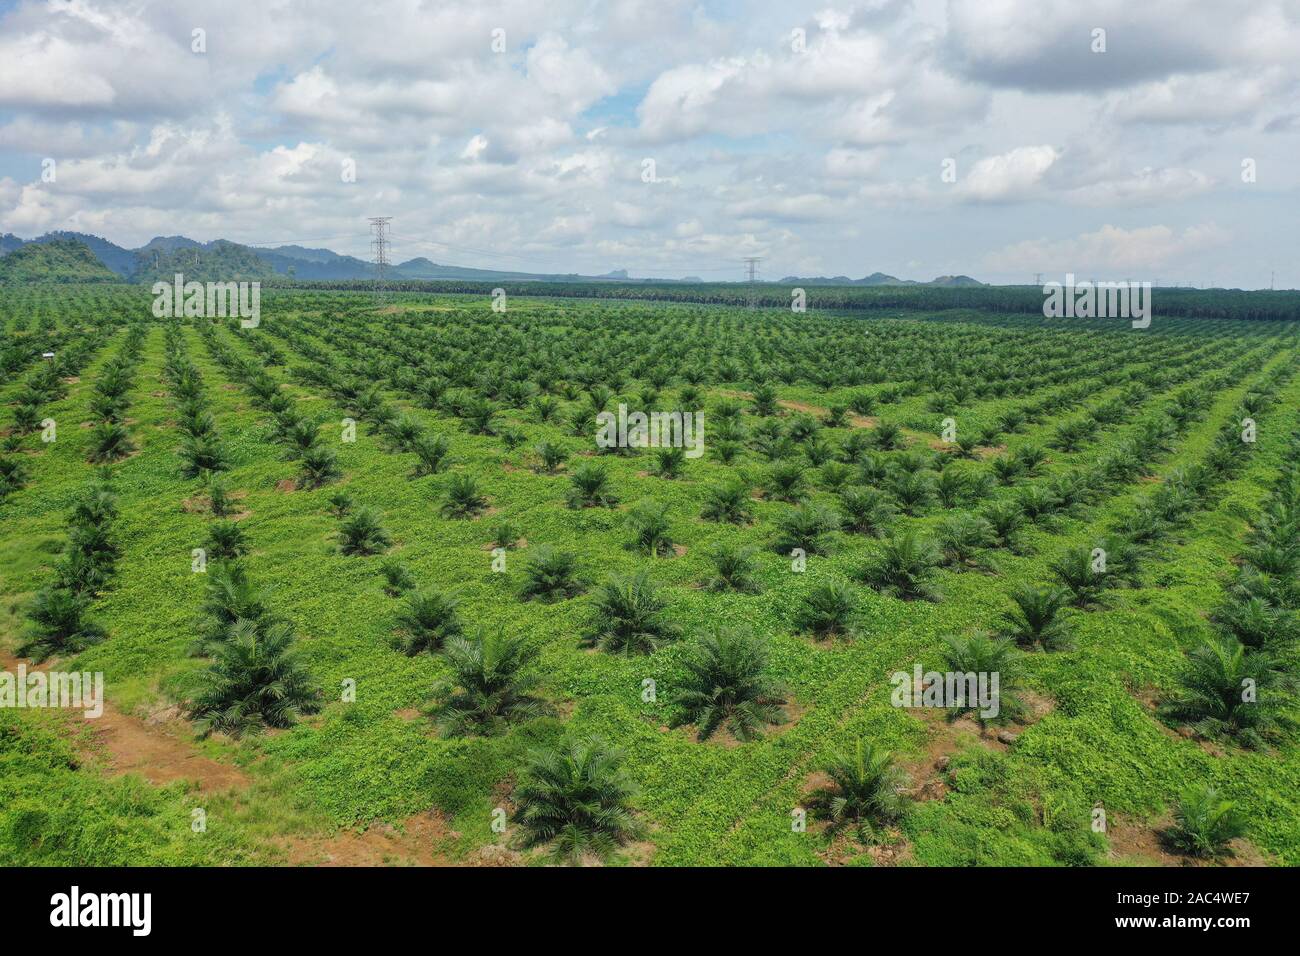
[{"xmin": 1, "ymin": 0, "xmax": 1297, "ymax": 287}]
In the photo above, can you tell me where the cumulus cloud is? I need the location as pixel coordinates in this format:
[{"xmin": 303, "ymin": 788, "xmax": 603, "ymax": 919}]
[
  {"xmin": 0, "ymin": 0, "xmax": 1291, "ymax": 286},
  {"xmin": 984, "ymin": 223, "xmax": 1231, "ymax": 275}
]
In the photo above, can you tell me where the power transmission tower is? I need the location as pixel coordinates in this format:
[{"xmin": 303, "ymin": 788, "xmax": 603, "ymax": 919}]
[
  {"xmin": 369, "ymin": 217, "xmax": 393, "ymax": 301},
  {"xmin": 742, "ymin": 256, "xmax": 762, "ymax": 309},
  {"xmin": 1033, "ymin": 272, "xmax": 1043, "ymax": 286}
]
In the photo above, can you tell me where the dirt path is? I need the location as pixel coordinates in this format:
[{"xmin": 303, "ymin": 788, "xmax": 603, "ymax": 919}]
[
  {"xmin": 0, "ymin": 650, "xmax": 248, "ymax": 791},
  {"xmin": 1, "ymin": 648, "xmax": 464, "ymax": 865}
]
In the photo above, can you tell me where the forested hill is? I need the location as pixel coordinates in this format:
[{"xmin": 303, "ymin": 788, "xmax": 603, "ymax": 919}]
[{"xmin": 0, "ymin": 239, "xmax": 118, "ymax": 284}]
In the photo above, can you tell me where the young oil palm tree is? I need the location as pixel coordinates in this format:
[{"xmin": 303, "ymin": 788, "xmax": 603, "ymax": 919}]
[
  {"xmin": 441, "ymin": 472, "xmax": 489, "ymax": 518},
  {"xmin": 534, "ymin": 440, "xmax": 567, "ymax": 474},
  {"xmin": 1158, "ymin": 633, "xmax": 1294, "ymax": 749},
  {"xmin": 205, "ymin": 477, "xmax": 232, "ymax": 517},
  {"xmin": 17, "ymin": 587, "xmax": 107, "ymax": 662},
  {"xmin": 378, "ymin": 556, "xmax": 416, "ymax": 597},
  {"xmin": 652, "ymin": 446, "xmax": 686, "ymax": 479},
  {"xmin": 192, "ymin": 560, "xmax": 275, "ymax": 653},
  {"xmin": 338, "ymin": 507, "xmax": 392, "ymax": 556},
  {"xmin": 772, "ymin": 503, "xmax": 841, "ymax": 557},
  {"xmin": 794, "ymin": 579, "xmax": 859, "ymax": 640},
  {"xmin": 860, "ymin": 530, "xmax": 943, "ymax": 602},
  {"xmin": 674, "ymin": 627, "xmax": 787, "ymax": 742},
  {"xmin": 704, "ymin": 541, "xmax": 761, "ymax": 593},
  {"xmin": 299, "ymin": 444, "xmax": 341, "ymax": 488},
  {"xmin": 751, "ymin": 383, "xmax": 779, "ymax": 416},
  {"xmin": 512, "ymin": 736, "xmax": 641, "ymax": 863},
  {"xmin": 188, "ymin": 618, "xmax": 320, "ymax": 739},
  {"xmin": 889, "ymin": 470, "xmax": 935, "ymax": 516},
  {"xmin": 1164, "ymin": 784, "xmax": 1247, "ymax": 859},
  {"xmin": 566, "ymin": 462, "xmax": 617, "ymax": 508},
  {"xmin": 1211, "ymin": 595, "xmax": 1299, "ymax": 650},
  {"xmin": 809, "ymin": 739, "xmax": 910, "ymax": 839},
  {"xmin": 981, "ymin": 499, "xmax": 1027, "ymax": 552},
  {"xmin": 519, "ymin": 546, "xmax": 585, "ymax": 602},
  {"xmin": 198, "ymin": 515, "xmax": 246, "ymax": 559},
  {"xmin": 701, "ymin": 479, "xmax": 754, "ymax": 524},
  {"xmin": 179, "ymin": 434, "xmax": 229, "ymax": 478},
  {"xmin": 87, "ymin": 422, "xmax": 135, "ymax": 464},
  {"xmin": 410, "ymin": 433, "xmax": 451, "ymax": 477},
  {"xmin": 940, "ymin": 630, "xmax": 1027, "ymax": 726},
  {"xmin": 765, "ymin": 460, "xmax": 808, "ymax": 503},
  {"xmin": 872, "ymin": 421, "xmax": 904, "ymax": 450},
  {"xmin": 393, "ymin": 589, "xmax": 464, "ymax": 655},
  {"xmin": 838, "ymin": 486, "xmax": 896, "ymax": 537},
  {"xmin": 585, "ymin": 571, "xmax": 678, "ymax": 654},
  {"xmin": 936, "ymin": 513, "xmax": 998, "ymax": 571},
  {"xmin": 1050, "ymin": 545, "xmax": 1107, "ymax": 608},
  {"xmin": 999, "ymin": 584, "xmax": 1073, "ymax": 650},
  {"xmin": 327, "ymin": 490, "xmax": 354, "ymax": 518},
  {"xmin": 425, "ymin": 631, "xmax": 546, "ymax": 737},
  {"xmin": 625, "ymin": 499, "xmax": 676, "ymax": 556}
]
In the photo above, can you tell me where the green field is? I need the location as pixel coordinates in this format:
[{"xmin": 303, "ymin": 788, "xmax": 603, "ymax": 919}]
[{"xmin": 2, "ymin": 284, "xmax": 1298, "ymax": 866}]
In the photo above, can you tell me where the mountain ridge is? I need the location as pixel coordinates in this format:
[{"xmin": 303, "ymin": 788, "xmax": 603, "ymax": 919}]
[{"xmin": 0, "ymin": 230, "xmax": 985, "ymax": 286}]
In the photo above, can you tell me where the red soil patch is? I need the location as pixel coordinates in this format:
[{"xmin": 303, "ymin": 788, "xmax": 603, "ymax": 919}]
[
  {"xmin": 0, "ymin": 652, "xmax": 246, "ymax": 793},
  {"xmin": 1106, "ymin": 812, "xmax": 1268, "ymax": 867},
  {"xmin": 275, "ymin": 809, "xmax": 455, "ymax": 866}
]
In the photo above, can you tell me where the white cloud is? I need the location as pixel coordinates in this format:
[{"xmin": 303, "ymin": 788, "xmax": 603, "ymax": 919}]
[
  {"xmin": 957, "ymin": 146, "xmax": 1060, "ymax": 202},
  {"xmin": 985, "ymin": 223, "xmax": 1231, "ymax": 275}
]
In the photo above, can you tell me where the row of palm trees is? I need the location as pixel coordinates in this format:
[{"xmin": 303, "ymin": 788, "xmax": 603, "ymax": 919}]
[{"xmin": 19, "ymin": 329, "xmax": 146, "ymax": 661}]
